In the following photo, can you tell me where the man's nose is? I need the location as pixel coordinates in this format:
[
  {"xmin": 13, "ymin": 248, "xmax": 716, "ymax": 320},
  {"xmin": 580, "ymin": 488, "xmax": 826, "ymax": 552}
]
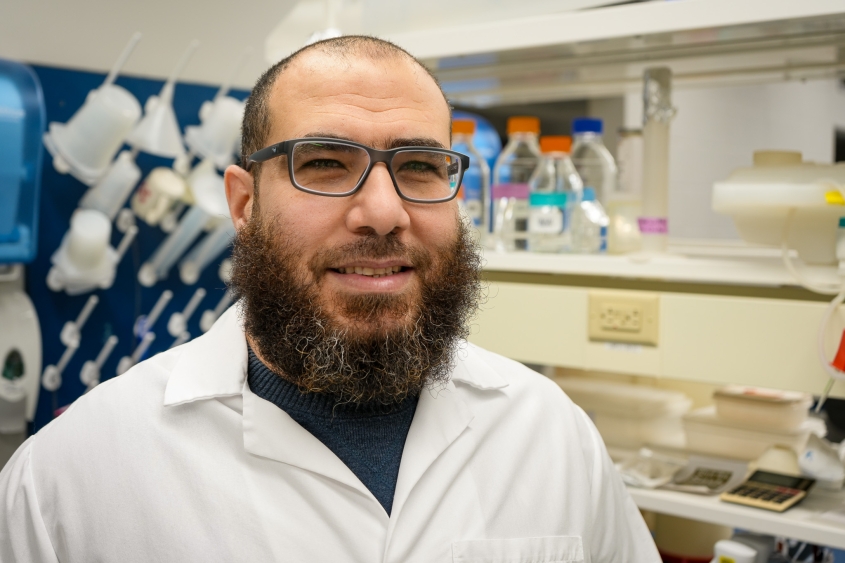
[{"xmin": 344, "ymin": 163, "xmax": 411, "ymax": 236}]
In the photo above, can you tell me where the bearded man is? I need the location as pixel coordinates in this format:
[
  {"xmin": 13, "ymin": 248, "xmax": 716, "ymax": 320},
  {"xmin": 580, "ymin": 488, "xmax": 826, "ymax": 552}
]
[{"xmin": 0, "ymin": 36, "xmax": 660, "ymax": 562}]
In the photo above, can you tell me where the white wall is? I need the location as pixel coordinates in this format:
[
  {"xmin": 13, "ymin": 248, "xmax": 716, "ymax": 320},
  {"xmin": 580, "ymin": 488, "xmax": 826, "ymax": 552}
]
[
  {"xmin": 625, "ymin": 79, "xmax": 845, "ymax": 240},
  {"xmin": 0, "ymin": 0, "xmax": 298, "ymax": 89}
]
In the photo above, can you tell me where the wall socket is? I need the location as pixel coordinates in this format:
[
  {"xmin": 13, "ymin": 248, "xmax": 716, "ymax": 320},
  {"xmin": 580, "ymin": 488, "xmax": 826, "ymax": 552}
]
[{"xmin": 588, "ymin": 290, "xmax": 660, "ymax": 346}]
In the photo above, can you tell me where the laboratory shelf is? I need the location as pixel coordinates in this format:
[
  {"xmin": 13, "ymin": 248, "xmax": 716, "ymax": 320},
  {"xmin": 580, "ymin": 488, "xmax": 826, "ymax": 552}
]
[
  {"xmin": 481, "ymin": 249, "xmax": 840, "ymax": 289},
  {"xmin": 389, "ymin": 0, "xmax": 845, "ymax": 106},
  {"xmin": 629, "ymin": 486, "xmax": 845, "ymax": 549}
]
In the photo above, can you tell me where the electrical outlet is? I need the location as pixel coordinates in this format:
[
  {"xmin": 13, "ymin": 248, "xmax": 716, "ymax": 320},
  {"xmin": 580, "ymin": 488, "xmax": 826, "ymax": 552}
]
[{"xmin": 588, "ymin": 291, "xmax": 659, "ymax": 346}]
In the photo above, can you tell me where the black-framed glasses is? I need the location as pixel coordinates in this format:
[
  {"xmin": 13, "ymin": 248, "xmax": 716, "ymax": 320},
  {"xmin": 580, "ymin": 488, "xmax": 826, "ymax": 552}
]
[{"xmin": 246, "ymin": 137, "xmax": 470, "ymax": 204}]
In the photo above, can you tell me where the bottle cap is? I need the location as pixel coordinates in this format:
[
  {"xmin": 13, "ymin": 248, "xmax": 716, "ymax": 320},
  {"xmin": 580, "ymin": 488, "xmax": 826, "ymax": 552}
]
[
  {"xmin": 572, "ymin": 118, "xmax": 603, "ymax": 135},
  {"xmin": 507, "ymin": 116, "xmax": 540, "ymax": 135},
  {"xmin": 452, "ymin": 119, "xmax": 476, "ymax": 135},
  {"xmin": 582, "ymin": 187, "xmax": 597, "ymax": 202},
  {"xmin": 540, "ymin": 135, "xmax": 572, "ymax": 154},
  {"xmin": 529, "ymin": 192, "xmax": 567, "ymax": 207}
]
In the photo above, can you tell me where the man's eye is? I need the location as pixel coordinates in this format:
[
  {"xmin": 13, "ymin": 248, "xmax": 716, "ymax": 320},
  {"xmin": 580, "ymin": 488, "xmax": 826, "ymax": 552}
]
[
  {"xmin": 303, "ymin": 159, "xmax": 343, "ymax": 169},
  {"xmin": 401, "ymin": 161, "xmax": 437, "ymax": 173}
]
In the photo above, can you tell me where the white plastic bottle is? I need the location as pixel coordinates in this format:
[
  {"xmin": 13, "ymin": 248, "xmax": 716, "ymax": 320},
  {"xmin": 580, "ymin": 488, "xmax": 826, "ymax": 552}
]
[
  {"xmin": 451, "ymin": 119, "xmax": 491, "ymax": 236},
  {"xmin": 608, "ymin": 128, "xmax": 644, "ymax": 254},
  {"xmin": 528, "ymin": 136, "xmax": 583, "ymax": 253},
  {"xmin": 571, "ymin": 187, "xmax": 609, "ymax": 254},
  {"xmin": 491, "ymin": 116, "xmax": 542, "ymax": 251},
  {"xmin": 570, "ymin": 117, "xmax": 618, "ymax": 205}
]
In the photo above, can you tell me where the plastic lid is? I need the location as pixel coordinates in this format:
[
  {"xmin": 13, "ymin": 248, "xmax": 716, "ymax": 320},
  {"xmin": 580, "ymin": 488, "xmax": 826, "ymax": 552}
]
[
  {"xmin": 572, "ymin": 117, "xmax": 603, "ymax": 135},
  {"xmin": 582, "ymin": 187, "xmax": 597, "ymax": 202},
  {"xmin": 540, "ymin": 135, "xmax": 572, "ymax": 154},
  {"xmin": 452, "ymin": 119, "xmax": 476, "ymax": 135},
  {"xmin": 714, "ymin": 385, "xmax": 810, "ymax": 405},
  {"xmin": 507, "ymin": 116, "xmax": 540, "ymax": 135},
  {"xmin": 529, "ymin": 192, "xmax": 567, "ymax": 207},
  {"xmin": 753, "ymin": 150, "xmax": 802, "ymax": 166}
]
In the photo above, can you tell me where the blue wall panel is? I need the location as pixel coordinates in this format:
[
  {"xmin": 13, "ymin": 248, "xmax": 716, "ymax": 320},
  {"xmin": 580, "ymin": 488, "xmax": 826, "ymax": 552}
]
[{"xmin": 27, "ymin": 65, "xmax": 248, "ymax": 431}]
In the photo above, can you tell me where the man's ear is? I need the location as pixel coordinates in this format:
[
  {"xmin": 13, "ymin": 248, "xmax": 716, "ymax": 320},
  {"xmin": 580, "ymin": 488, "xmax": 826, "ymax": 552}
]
[{"xmin": 225, "ymin": 164, "xmax": 255, "ymax": 229}]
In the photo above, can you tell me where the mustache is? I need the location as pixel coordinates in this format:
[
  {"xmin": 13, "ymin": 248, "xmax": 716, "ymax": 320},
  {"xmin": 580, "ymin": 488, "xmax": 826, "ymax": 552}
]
[{"xmin": 308, "ymin": 233, "xmax": 432, "ymax": 277}]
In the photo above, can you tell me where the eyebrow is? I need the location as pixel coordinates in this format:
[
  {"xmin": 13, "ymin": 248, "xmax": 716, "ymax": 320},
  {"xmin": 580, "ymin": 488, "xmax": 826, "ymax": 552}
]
[{"xmin": 301, "ymin": 132, "xmax": 445, "ymax": 150}]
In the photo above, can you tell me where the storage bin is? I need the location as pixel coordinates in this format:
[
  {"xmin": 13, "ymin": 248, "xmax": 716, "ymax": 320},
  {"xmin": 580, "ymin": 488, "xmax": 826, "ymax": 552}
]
[
  {"xmin": 555, "ymin": 377, "xmax": 691, "ymax": 449},
  {"xmin": 683, "ymin": 406, "xmax": 825, "ymax": 461},
  {"xmin": 713, "ymin": 385, "xmax": 811, "ymax": 432}
]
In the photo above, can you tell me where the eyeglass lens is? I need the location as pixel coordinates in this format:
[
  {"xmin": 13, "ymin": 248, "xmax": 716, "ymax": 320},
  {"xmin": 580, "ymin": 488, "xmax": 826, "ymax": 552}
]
[{"xmin": 291, "ymin": 141, "xmax": 461, "ymax": 200}]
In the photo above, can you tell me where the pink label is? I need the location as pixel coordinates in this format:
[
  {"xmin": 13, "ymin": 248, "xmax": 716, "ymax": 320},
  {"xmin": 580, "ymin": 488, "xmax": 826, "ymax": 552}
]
[
  {"xmin": 638, "ymin": 217, "xmax": 668, "ymax": 234},
  {"xmin": 492, "ymin": 183, "xmax": 530, "ymax": 199}
]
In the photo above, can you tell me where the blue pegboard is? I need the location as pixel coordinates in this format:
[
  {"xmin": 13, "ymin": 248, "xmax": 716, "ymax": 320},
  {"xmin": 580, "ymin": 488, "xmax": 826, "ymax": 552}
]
[{"xmin": 27, "ymin": 65, "xmax": 248, "ymax": 431}]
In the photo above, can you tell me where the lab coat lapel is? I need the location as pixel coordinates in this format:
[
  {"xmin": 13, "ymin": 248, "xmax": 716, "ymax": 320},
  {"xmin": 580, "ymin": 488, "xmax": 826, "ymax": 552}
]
[
  {"xmin": 242, "ymin": 381, "xmax": 379, "ymax": 505},
  {"xmin": 390, "ymin": 378, "xmax": 474, "ymax": 520}
]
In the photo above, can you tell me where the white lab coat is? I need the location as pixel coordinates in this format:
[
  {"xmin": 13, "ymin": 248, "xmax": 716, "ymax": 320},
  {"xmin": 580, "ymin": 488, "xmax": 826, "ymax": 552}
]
[{"xmin": 0, "ymin": 305, "xmax": 660, "ymax": 562}]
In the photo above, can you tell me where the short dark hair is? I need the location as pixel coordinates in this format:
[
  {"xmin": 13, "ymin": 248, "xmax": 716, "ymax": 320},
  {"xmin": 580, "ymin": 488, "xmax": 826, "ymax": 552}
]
[{"xmin": 240, "ymin": 35, "xmax": 450, "ymax": 176}]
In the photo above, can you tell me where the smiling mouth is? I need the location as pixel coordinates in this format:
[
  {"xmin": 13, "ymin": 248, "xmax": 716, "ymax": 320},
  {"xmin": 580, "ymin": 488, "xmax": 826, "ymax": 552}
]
[{"xmin": 331, "ymin": 266, "xmax": 409, "ymax": 278}]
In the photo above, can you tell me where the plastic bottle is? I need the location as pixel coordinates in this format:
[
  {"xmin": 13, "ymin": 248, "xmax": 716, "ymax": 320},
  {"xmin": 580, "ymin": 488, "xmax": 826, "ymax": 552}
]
[
  {"xmin": 528, "ymin": 136, "xmax": 582, "ymax": 253},
  {"xmin": 491, "ymin": 116, "xmax": 542, "ymax": 251},
  {"xmin": 451, "ymin": 119, "xmax": 491, "ymax": 235},
  {"xmin": 571, "ymin": 187, "xmax": 609, "ymax": 254},
  {"xmin": 570, "ymin": 117, "xmax": 618, "ymax": 205},
  {"xmin": 607, "ymin": 128, "xmax": 643, "ymax": 254}
]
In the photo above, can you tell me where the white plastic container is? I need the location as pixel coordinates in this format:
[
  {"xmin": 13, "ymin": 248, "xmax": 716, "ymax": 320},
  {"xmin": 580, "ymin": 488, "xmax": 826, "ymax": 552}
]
[
  {"xmin": 712, "ymin": 151, "xmax": 845, "ymax": 265},
  {"xmin": 683, "ymin": 406, "xmax": 825, "ymax": 461},
  {"xmin": 555, "ymin": 377, "xmax": 691, "ymax": 449},
  {"xmin": 713, "ymin": 385, "xmax": 811, "ymax": 432}
]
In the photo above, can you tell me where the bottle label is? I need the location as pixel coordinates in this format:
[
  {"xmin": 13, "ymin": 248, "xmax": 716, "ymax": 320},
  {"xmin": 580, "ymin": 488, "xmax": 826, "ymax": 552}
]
[
  {"xmin": 638, "ymin": 217, "xmax": 668, "ymax": 234},
  {"xmin": 492, "ymin": 183, "xmax": 530, "ymax": 199},
  {"xmin": 529, "ymin": 207, "xmax": 564, "ymax": 234}
]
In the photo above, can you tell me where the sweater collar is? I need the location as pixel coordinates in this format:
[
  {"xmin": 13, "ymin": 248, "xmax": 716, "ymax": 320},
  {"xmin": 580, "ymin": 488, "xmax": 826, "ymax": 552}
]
[{"xmin": 163, "ymin": 302, "xmax": 508, "ymax": 408}]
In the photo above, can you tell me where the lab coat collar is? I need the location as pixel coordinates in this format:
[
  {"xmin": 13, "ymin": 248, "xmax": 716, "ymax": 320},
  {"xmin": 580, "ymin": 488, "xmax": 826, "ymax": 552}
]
[
  {"xmin": 449, "ymin": 343, "xmax": 509, "ymax": 391},
  {"xmin": 163, "ymin": 302, "xmax": 508, "ymax": 516},
  {"xmin": 164, "ymin": 306, "xmax": 508, "ymax": 407},
  {"xmin": 163, "ymin": 305, "xmax": 247, "ymax": 406}
]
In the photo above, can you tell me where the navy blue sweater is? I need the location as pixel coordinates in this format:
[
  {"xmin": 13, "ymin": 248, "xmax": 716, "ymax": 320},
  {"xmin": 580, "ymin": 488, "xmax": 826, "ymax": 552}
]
[{"xmin": 247, "ymin": 348, "xmax": 418, "ymax": 515}]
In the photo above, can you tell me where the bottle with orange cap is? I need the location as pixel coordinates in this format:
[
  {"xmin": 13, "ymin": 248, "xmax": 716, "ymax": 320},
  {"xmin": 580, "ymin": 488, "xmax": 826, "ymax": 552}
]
[
  {"xmin": 527, "ymin": 136, "xmax": 582, "ymax": 253},
  {"xmin": 451, "ymin": 119, "xmax": 491, "ymax": 236},
  {"xmin": 491, "ymin": 116, "xmax": 542, "ymax": 251}
]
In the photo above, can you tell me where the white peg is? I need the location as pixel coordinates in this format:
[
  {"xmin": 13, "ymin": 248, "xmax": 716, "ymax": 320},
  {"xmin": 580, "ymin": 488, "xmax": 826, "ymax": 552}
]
[
  {"xmin": 81, "ymin": 335, "xmax": 119, "ymax": 389},
  {"xmin": 42, "ymin": 344, "xmax": 78, "ymax": 392},
  {"xmin": 117, "ymin": 332, "xmax": 155, "ymax": 376},
  {"xmin": 114, "ymin": 224, "xmax": 138, "ymax": 262},
  {"xmin": 60, "ymin": 294, "xmax": 99, "ymax": 348},
  {"xmin": 200, "ymin": 289, "xmax": 232, "ymax": 332},
  {"xmin": 103, "ymin": 32, "xmax": 142, "ymax": 88},
  {"xmin": 167, "ymin": 288, "xmax": 206, "ymax": 337},
  {"xmin": 134, "ymin": 290, "xmax": 173, "ymax": 338},
  {"xmin": 170, "ymin": 331, "xmax": 191, "ymax": 349}
]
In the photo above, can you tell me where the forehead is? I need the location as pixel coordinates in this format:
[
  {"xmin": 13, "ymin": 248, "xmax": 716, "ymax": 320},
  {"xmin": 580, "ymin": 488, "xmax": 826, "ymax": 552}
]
[{"xmin": 265, "ymin": 51, "xmax": 451, "ymax": 148}]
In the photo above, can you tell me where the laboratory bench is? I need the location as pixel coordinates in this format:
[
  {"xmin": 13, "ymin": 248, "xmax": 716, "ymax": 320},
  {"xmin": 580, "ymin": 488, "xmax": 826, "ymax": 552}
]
[{"xmin": 628, "ymin": 485, "xmax": 845, "ymax": 550}]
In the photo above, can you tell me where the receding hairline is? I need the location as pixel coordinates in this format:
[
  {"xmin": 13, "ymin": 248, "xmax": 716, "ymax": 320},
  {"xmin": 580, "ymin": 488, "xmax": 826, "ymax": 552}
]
[{"xmin": 240, "ymin": 35, "xmax": 451, "ymax": 171}]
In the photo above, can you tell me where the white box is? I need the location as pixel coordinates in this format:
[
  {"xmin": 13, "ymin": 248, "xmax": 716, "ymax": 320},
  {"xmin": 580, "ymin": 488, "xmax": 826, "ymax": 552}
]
[
  {"xmin": 683, "ymin": 406, "xmax": 825, "ymax": 461},
  {"xmin": 555, "ymin": 377, "xmax": 691, "ymax": 449},
  {"xmin": 713, "ymin": 385, "xmax": 812, "ymax": 432}
]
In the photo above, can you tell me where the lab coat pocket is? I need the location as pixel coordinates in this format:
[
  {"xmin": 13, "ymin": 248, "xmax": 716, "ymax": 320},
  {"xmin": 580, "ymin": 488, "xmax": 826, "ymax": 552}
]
[{"xmin": 452, "ymin": 536, "xmax": 584, "ymax": 563}]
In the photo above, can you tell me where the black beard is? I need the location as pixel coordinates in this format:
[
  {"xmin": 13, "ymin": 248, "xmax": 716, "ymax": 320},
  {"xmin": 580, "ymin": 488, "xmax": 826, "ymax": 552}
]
[{"xmin": 228, "ymin": 207, "xmax": 482, "ymax": 406}]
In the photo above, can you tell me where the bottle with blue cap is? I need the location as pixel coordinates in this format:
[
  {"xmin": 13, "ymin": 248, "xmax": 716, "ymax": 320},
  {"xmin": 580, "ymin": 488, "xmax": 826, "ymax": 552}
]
[
  {"xmin": 528, "ymin": 136, "xmax": 582, "ymax": 253},
  {"xmin": 570, "ymin": 117, "xmax": 618, "ymax": 205},
  {"xmin": 571, "ymin": 187, "xmax": 609, "ymax": 253}
]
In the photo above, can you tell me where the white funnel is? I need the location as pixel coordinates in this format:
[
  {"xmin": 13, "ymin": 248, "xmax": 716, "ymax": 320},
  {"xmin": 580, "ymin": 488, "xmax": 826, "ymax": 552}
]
[
  {"xmin": 43, "ymin": 33, "xmax": 143, "ymax": 185},
  {"xmin": 127, "ymin": 40, "xmax": 198, "ymax": 159}
]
